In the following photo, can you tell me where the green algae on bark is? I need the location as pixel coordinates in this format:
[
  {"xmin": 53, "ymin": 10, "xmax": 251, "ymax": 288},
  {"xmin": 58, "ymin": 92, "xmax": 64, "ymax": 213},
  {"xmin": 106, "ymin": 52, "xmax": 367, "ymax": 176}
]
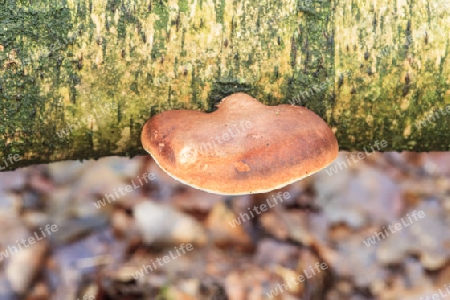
[{"xmin": 0, "ymin": 0, "xmax": 449, "ymax": 171}]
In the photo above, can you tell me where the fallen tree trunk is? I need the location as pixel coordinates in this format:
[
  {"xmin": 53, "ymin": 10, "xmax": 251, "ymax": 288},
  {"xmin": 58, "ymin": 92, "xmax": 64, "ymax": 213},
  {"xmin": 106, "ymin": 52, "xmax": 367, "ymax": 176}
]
[{"xmin": 1, "ymin": 0, "xmax": 449, "ymax": 170}]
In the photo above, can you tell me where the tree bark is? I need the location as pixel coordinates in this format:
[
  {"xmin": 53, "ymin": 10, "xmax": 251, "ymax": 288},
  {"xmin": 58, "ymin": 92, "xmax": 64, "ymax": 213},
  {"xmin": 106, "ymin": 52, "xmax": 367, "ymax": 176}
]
[{"xmin": 0, "ymin": 0, "xmax": 449, "ymax": 171}]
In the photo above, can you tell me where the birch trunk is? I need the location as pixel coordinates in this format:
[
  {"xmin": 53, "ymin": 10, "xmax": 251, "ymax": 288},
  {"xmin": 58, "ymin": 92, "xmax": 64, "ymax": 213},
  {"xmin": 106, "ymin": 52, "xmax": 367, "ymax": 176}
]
[{"xmin": 0, "ymin": 0, "xmax": 449, "ymax": 170}]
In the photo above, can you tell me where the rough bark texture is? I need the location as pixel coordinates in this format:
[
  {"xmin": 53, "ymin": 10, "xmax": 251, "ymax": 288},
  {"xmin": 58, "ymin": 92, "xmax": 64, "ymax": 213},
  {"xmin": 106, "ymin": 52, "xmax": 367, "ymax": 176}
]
[
  {"xmin": 333, "ymin": 0, "xmax": 450, "ymax": 152},
  {"xmin": 0, "ymin": 0, "xmax": 449, "ymax": 170}
]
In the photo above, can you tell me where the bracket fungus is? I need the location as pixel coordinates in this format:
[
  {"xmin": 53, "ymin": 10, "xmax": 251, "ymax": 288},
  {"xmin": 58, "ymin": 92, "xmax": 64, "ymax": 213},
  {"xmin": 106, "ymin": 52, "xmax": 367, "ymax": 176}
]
[{"xmin": 141, "ymin": 93, "xmax": 338, "ymax": 195}]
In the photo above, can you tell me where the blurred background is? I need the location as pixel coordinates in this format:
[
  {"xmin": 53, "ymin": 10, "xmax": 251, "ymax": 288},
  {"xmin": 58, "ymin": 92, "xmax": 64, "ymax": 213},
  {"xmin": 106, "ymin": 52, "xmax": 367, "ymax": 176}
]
[{"xmin": 0, "ymin": 152, "xmax": 449, "ymax": 300}]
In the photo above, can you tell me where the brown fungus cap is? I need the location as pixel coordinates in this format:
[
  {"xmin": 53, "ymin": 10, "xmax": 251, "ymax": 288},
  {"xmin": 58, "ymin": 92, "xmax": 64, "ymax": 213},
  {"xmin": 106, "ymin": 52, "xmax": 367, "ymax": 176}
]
[{"xmin": 141, "ymin": 93, "xmax": 338, "ymax": 195}]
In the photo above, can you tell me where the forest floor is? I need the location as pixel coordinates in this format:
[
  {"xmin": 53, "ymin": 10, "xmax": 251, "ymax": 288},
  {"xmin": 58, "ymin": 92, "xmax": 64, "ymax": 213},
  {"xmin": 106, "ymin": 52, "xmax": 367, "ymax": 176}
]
[{"xmin": 0, "ymin": 152, "xmax": 449, "ymax": 300}]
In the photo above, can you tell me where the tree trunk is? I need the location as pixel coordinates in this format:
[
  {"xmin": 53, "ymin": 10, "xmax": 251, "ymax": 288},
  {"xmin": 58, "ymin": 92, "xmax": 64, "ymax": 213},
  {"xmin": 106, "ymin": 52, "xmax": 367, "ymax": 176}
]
[{"xmin": 1, "ymin": 0, "xmax": 449, "ymax": 171}]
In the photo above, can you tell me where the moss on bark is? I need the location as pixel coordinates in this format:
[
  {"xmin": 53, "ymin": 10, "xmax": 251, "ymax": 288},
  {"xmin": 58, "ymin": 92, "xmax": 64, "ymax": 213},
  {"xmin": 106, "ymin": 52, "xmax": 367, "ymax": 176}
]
[{"xmin": 0, "ymin": 0, "xmax": 449, "ymax": 171}]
